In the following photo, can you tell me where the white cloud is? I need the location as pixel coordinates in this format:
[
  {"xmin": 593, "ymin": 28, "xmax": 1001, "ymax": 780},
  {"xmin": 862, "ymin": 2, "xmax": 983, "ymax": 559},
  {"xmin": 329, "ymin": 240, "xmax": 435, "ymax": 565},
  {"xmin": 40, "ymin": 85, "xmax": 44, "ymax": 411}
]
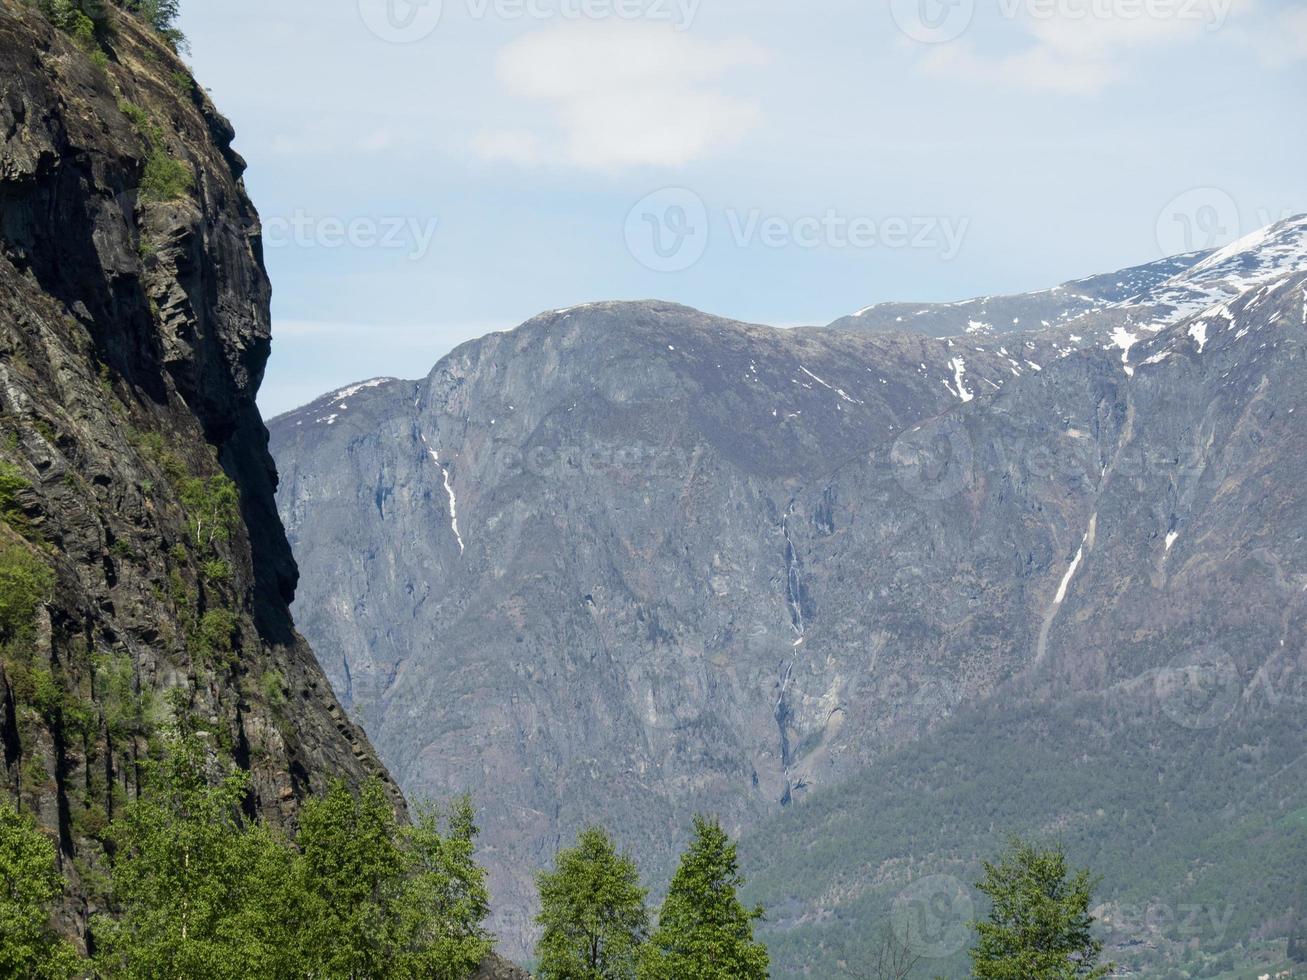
[
  {"xmin": 910, "ymin": 0, "xmax": 1268, "ymax": 95},
  {"xmin": 472, "ymin": 21, "xmax": 770, "ymax": 170}
]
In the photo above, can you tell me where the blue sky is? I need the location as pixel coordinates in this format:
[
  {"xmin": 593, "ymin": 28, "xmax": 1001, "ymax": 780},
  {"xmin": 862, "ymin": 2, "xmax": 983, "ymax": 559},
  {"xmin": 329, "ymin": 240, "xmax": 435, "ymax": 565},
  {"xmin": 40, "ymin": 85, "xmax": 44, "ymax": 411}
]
[{"xmin": 179, "ymin": 0, "xmax": 1307, "ymax": 416}]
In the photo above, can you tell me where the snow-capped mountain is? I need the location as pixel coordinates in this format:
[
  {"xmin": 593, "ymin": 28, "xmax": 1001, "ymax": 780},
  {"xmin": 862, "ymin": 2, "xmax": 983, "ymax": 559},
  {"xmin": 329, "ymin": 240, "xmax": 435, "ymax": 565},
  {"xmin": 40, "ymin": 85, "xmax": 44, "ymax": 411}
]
[{"xmin": 269, "ymin": 215, "xmax": 1307, "ymax": 975}]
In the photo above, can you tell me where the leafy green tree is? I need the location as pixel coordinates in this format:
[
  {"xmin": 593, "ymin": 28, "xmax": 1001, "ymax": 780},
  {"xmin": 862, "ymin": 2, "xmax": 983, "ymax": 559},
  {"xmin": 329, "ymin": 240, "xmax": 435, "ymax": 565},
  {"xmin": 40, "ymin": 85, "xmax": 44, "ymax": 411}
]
[
  {"xmin": 391, "ymin": 796, "xmax": 494, "ymax": 979},
  {"xmin": 126, "ymin": 0, "xmax": 186, "ymax": 50},
  {"xmin": 639, "ymin": 816, "xmax": 768, "ymax": 980},
  {"xmin": 178, "ymin": 474, "xmax": 239, "ymax": 551},
  {"xmin": 968, "ymin": 838, "xmax": 1112, "ymax": 979},
  {"xmin": 295, "ymin": 778, "xmax": 408, "ymax": 978},
  {"xmin": 0, "ymin": 800, "xmax": 83, "ymax": 979},
  {"xmin": 92, "ymin": 729, "xmax": 299, "ymax": 979},
  {"xmin": 535, "ymin": 826, "xmax": 649, "ymax": 980}
]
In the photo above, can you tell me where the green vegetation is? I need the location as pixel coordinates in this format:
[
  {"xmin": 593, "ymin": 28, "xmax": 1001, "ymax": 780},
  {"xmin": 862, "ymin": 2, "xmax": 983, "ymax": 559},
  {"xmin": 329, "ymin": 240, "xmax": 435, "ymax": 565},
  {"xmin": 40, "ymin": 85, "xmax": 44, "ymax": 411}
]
[
  {"xmin": 139, "ymin": 144, "xmax": 194, "ymax": 203},
  {"xmin": 92, "ymin": 731, "xmax": 293, "ymax": 978},
  {"xmin": 125, "ymin": 0, "xmax": 186, "ymax": 51},
  {"xmin": 533, "ymin": 818, "xmax": 768, "ymax": 980},
  {"xmin": 0, "ymin": 461, "xmax": 32, "ymax": 533},
  {"xmin": 297, "ymin": 782, "xmax": 492, "ymax": 978},
  {"xmin": 536, "ymin": 827, "xmax": 649, "ymax": 980},
  {"xmin": 739, "ymin": 688, "xmax": 1307, "ymax": 979},
  {"xmin": 0, "ymin": 801, "xmax": 82, "ymax": 979},
  {"xmin": 118, "ymin": 101, "xmax": 193, "ymax": 204},
  {"xmin": 93, "ymin": 654, "xmax": 156, "ymax": 745},
  {"xmin": 33, "ymin": 0, "xmax": 187, "ymax": 51},
  {"xmin": 31, "ymin": 0, "xmax": 100, "ymax": 52},
  {"xmin": 0, "ymin": 543, "xmax": 53, "ymax": 641},
  {"xmin": 969, "ymin": 839, "xmax": 1110, "ymax": 979},
  {"xmin": 84, "ymin": 729, "xmax": 493, "ymax": 978},
  {"xmin": 195, "ymin": 609, "xmax": 235, "ymax": 663},
  {"xmin": 641, "ymin": 817, "xmax": 769, "ymax": 980},
  {"xmin": 178, "ymin": 474, "xmax": 240, "ymax": 550},
  {"xmin": 258, "ymin": 669, "xmax": 285, "ymax": 707}
]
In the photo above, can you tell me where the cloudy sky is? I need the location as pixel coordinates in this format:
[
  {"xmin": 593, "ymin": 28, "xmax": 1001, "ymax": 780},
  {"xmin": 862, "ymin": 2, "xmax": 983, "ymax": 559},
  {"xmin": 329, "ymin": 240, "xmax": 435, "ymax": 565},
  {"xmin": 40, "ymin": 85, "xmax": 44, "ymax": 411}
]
[{"xmin": 179, "ymin": 0, "xmax": 1307, "ymax": 416}]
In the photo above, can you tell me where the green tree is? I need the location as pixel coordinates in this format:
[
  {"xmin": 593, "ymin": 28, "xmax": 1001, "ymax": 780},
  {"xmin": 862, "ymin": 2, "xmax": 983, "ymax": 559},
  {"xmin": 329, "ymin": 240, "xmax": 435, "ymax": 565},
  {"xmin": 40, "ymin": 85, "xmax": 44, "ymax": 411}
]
[
  {"xmin": 639, "ymin": 816, "xmax": 768, "ymax": 980},
  {"xmin": 92, "ymin": 729, "xmax": 299, "ymax": 979},
  {"xmin": 968, "ymin": 838, "xmax": 1112, "ymax": 980},
  {"xmin": 126, "ymin": 0, "xmax": 186, "ymax": 50},
  {"xmin": 178, "ymin": 474, "xmax": 239, "ymax": 551},
  {"xmin": 535, "ymin": 826, "xmax": 649, "ymax": 980},
  {"xmin": 0, "ymin": 800, "xmax": 83, "ymax": 979},
  {"xmin": 295, "ymin": 778, "xmax": 408, "ymax": 978},
  {"xmin": 391, "ymin": 796, "xmax": 494, "ymax": 979}
]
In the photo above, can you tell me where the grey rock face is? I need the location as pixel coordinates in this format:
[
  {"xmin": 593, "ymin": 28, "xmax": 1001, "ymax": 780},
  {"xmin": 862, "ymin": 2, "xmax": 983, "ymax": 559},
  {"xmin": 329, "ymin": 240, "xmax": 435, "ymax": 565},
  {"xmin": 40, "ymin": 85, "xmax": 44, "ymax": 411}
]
[
  {"xmin": 0, "ymin": 3, "xmax": 394, "ymax": 943},
  {"xmin": 825, "ymin": 251, "xmax": 1209, "ymax": 336},
  {"xmin": 273, "ymin": 220, "xmax": 1307, "ymax": 966}
]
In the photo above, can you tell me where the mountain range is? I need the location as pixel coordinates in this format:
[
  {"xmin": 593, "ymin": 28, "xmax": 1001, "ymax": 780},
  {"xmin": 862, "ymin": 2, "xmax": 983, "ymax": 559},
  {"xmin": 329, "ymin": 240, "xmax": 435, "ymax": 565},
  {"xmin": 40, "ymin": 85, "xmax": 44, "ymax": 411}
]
[{"xmin": 270, "ymin": 216, "xmax": 1307, "ymax": 976}]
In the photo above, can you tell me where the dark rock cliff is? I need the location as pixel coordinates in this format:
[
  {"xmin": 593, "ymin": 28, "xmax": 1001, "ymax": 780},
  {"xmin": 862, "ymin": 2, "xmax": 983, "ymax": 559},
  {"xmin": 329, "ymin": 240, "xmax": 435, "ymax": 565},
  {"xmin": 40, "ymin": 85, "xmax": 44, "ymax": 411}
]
[{"xmin": 0, "ymin": 0, "xmax": 394, "ymax": 945}]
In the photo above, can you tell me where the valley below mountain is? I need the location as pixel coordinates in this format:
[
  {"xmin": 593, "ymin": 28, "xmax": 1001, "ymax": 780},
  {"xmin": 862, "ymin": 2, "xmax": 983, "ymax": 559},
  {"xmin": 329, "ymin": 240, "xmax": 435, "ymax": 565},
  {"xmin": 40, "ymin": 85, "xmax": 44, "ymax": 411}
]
[{"xmin": 273, "ymin": 217, "xmax": 1307, "ymax": 975}]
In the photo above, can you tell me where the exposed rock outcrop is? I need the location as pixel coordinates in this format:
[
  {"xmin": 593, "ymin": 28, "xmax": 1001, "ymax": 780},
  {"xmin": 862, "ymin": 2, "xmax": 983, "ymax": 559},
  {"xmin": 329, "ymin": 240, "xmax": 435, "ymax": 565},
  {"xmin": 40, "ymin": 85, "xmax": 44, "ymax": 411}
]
[{"xmin": 0, "ymin": 1, "xmax": 394, "ymax": 944}]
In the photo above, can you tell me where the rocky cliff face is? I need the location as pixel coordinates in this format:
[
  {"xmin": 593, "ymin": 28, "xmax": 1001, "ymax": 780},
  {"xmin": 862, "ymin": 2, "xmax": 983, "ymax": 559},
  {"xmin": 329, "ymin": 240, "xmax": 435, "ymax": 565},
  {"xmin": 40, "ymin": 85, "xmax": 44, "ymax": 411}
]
[
  {"xmin": 271, "ymin": 216, "xmax": 1307, "ymax": 969},
  {"xmin": 0, "ymin": 1, "xmax": 394, "ymax": 945}
]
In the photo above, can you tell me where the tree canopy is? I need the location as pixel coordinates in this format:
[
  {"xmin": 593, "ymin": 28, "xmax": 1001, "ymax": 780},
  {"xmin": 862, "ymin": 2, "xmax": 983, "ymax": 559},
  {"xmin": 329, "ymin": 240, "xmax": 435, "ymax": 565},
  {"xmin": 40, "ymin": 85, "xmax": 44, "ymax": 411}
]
[
  {"xmin": 969, "ymin": 838, "xmax": 1112, "ymax": 980},
  {"xmin": 639, "ymin": 816, "xmax": 769, "ymax": 980},
  {"xmin": 0, "ymin": 801, "xmax": 81, "ymax": 979},
  {"xmin": 535, "ymin": 826, "xmax": 649, "ymax": 980}
]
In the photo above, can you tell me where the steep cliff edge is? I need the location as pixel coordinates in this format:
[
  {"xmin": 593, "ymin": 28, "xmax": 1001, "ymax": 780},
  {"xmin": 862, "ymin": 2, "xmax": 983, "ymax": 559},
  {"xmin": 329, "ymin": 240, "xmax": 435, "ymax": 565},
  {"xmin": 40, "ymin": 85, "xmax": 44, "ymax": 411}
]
[{"xmin": 0, "ymin": 1, "xmax": 394, "ymax": 944}]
